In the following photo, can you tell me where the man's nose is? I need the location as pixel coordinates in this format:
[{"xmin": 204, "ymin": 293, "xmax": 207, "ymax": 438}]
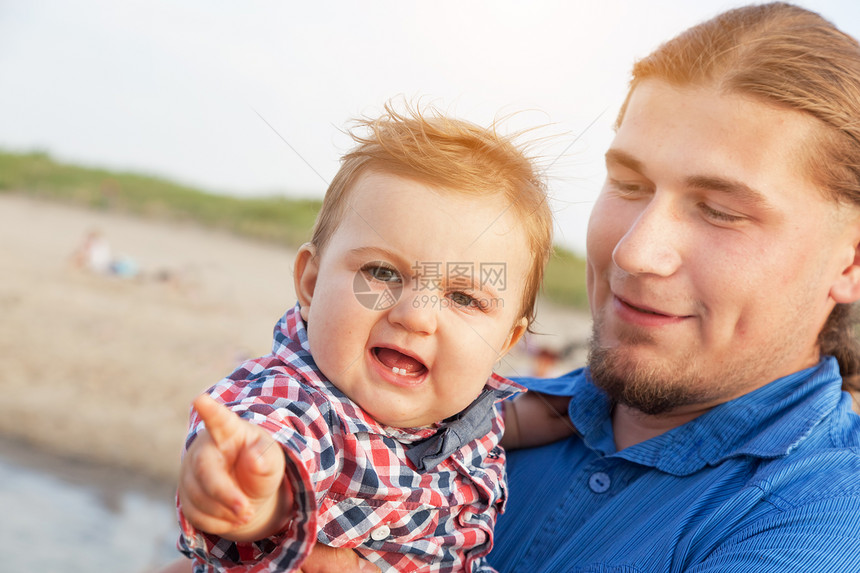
[{"xmin": 611, "ymin": 195, "xmax": 683, "ymax": 277}]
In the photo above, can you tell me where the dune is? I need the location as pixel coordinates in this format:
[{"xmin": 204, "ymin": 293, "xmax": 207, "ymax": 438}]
[{"xmin": 0, "ymin": 193, "xmax": 591, "ymax": 484}]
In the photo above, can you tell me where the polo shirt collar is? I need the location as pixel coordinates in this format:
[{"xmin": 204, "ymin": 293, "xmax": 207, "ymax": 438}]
[{"xmin": 567, "ymin": 357, "xmax": 844, "ymax": 476}]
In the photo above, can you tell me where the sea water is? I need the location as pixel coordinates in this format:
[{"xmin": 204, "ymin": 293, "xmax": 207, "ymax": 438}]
[{"xmin": 0, "ymin": 438, "xmax": 181, "ymax": 573}]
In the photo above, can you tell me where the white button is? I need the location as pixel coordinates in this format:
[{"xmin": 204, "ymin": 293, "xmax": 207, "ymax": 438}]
[
  {"xmin": 370, "ymin": 524, "xmax": 391, "ymax": 541},
  {"xmin": 588, "ymin": 472, "xmax": 611, "ymax": 493}
]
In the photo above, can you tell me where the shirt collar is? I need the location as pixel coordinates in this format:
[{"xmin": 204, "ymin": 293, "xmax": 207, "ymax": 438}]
[
  {"xmin": 564, "ymin": 357, "xmax": 845, "ymax": 476},
  {"xmin": 272, "ymin": 303, "xmax": 524, "ymax": 441}
]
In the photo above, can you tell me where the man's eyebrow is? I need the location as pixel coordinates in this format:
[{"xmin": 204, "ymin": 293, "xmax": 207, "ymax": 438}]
[
  {"xmin": 604, "ymin": 149, "xmax": 645, "ymax": 172},
  {"xmin": 606, "ymin": 148, "xmax": 774, "ymax": 209},
  {"xmin": 685, "ymin": 175, "xmax": 773, "ymax": 209}
]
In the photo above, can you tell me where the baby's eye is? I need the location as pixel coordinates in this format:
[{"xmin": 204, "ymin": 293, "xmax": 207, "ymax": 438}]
[
  {"xmin": 449, "ymin": 291, "xmax": 479, "ymax": 308},
  {"xmin": 362, "ymin": 264, "xmax": 401, "ymax": 283}
]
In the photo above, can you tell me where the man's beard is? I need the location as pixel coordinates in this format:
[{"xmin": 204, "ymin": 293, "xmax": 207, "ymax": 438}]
[{"xmin": 587, "ymin": 324, "xmax": 712, "ymax": 416}]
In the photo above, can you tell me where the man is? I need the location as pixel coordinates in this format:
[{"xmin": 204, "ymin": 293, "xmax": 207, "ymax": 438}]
[
  {"xmin": 160, "ymin": 3, "xmax": 860, "ymax": 571},
  {"xmin": 487, "ymin": 3, "xmax": 860, "ymax": 571}
]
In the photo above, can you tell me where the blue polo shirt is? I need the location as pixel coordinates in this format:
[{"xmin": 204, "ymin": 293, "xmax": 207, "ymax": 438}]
[{"xmin": 490, "ymin": 357, "xmax": 860, "ymax": 572}]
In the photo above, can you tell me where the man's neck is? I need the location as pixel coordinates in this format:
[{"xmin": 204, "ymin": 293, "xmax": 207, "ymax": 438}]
[{"xmin": 612, "ymin": 403, "xmax": 712, "ymax": 451}]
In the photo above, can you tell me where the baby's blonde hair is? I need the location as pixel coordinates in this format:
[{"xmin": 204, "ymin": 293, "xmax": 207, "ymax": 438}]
[{"xmin": 310, "ymin": 102, "xmax": 553, "ymax": 328}]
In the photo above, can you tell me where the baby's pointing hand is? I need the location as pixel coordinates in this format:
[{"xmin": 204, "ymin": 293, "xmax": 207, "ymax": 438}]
[{"xmin": 178, "ymin": 394, "xmax": 290, "ymax": 541}]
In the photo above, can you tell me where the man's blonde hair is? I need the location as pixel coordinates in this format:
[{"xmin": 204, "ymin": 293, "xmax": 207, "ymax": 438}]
[{"xmin": 310, "ymin": 102, "xmax": 553, "ymax": 328}]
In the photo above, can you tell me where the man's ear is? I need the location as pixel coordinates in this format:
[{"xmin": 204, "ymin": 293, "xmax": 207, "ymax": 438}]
[
  {"xmin": 831, "ymin": 239, "xmax": 860, "ymax": 304},
  {"xmin": 499, "ymin": 317, "xmax": 529, "ymax": 358},
  {"xmin": 294, "ymin": 243, "xmax": 319, "ymax": 321}
]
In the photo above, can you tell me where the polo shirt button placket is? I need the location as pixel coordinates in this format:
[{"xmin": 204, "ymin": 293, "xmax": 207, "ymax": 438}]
[
  {"xmin": 588, "ymin": 471, "xmax": 611, "ymax": 493},
  {"xmin": 370, "ymin": 524, "xmax": 391, "ymax": 542}
]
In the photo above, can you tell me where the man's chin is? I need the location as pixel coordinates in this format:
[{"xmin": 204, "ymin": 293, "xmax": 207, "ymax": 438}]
[{"xmin": 587, "ymin": 341, "xmax": 700, "ymax": 416}]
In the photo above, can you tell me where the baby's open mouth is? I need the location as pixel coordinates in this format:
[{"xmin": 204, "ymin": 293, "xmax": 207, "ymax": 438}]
[{"xmin": 373, "ymin": 347, "xmax": 428, "ymax": 377}]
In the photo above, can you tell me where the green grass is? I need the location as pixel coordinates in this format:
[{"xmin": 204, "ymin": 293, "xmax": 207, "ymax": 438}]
[
  {"xmin": 0, "ymin": 150, "xmax": 321, "ymax": 247},
  {"xmin": 0, "ymin": 149, "xmax": 589, "ymax": 309},
  {"xmin": 542, "ymin": 245, "xmax": 589, "ymax": 309}
]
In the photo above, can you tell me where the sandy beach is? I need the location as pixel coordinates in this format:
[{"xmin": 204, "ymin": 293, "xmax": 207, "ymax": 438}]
[{"xmin": 0, "ymin": 193, "xmax": 591, "ymax": 484}]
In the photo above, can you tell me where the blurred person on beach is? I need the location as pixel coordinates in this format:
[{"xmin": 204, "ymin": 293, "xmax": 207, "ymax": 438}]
[
  {"xmin": 265, "ymin": 2, "xmax": 860, "ymax": 572},
  {"xmin": 173, "ymin": 103, "xmax": 572, "ymax": 572},
  {"xmin": 71, "ymin": 229, "xmax": 112, "ymax": 274},
  {"xmin": 71, "ymin": 228, "xmax": 139, "ymax": 278}
]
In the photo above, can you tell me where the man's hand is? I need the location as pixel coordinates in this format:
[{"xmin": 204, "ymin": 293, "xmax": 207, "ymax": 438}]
[
  {"xmin": 178, "ymin": 394, "xmax": 291, "ymax": 541},
  {"xmin": 299, "ymin": 544, "xmax": 380, "ymax": 572},
  {"xmin": 501, "ymin": 392, "xmax": 575, "ymax": 449}
]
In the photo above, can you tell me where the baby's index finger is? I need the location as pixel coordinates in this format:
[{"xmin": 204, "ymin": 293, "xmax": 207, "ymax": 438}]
[{"xmin": 193, "ymin": 394, "xmax": 243, "ymax": 448}]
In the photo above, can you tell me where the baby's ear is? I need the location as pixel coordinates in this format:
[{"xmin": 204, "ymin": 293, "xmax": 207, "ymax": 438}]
[
  {"xmin": 499, "ymin": 317, "xmax": 528, "ymax": 357},
  {"xmin": 294, "ymin": 243, "xmax": 319, "ymax": 321}
]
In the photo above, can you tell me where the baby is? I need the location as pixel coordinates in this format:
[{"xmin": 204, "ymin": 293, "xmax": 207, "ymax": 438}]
[{"xmin": 176, "ymin": 103, "xmax": 558, "ymax": 572}]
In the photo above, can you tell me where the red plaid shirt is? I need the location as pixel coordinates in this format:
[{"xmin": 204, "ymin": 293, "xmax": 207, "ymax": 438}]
[{"xmin": 178, "ymin": 304, "xmax": 523, "ymax": 572}]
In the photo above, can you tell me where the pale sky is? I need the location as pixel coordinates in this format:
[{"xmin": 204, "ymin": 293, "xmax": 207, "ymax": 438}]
[{"xmin": 2, "ymin": 0, "xmax": 859, "ymax": 253}]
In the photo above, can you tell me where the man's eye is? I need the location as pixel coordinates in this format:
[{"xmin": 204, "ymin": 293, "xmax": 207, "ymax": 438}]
[
  {"xmin": 609, "ymin": 179, "xmax": 649, "ymax": 196},
  {"xmin": 363, "ymin": 264, "xmax": 401, "ymax": 283},
  {"xmin": 699, "ymin": 203, "xmax": 745, "ymax": 224}
]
